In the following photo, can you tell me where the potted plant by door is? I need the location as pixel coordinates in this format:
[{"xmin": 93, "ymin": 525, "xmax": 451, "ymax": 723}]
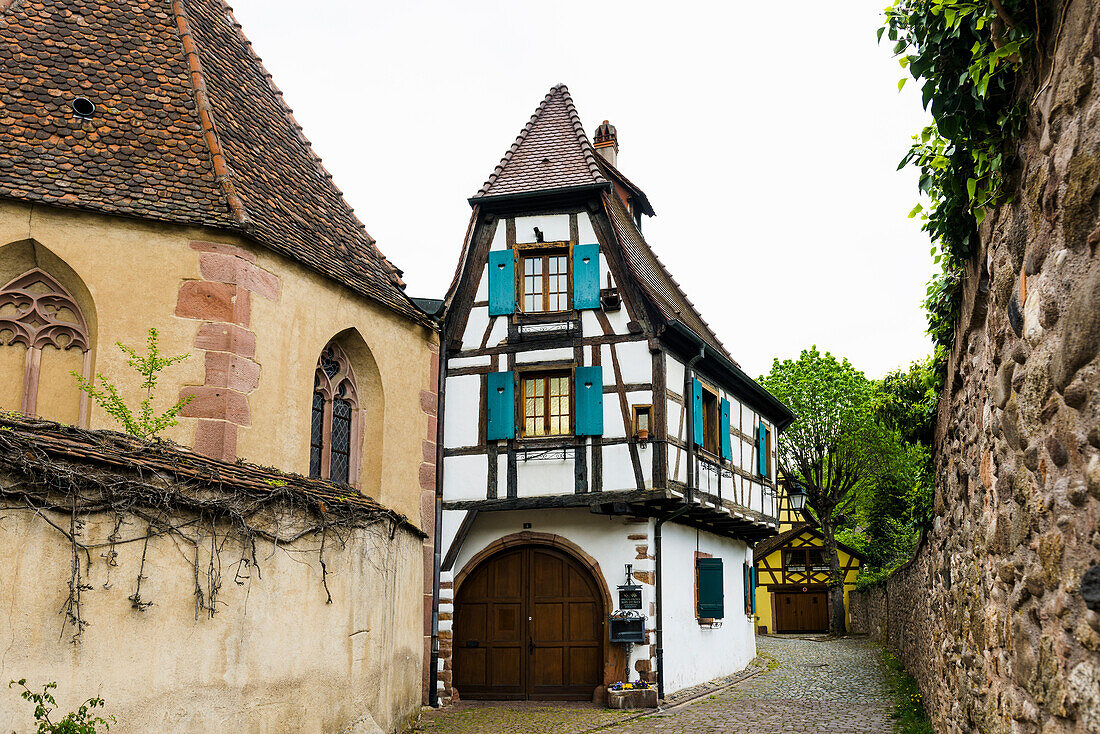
[{"xmin": 606, "ymin": 681, "xmax": 658, "ymax": 709}]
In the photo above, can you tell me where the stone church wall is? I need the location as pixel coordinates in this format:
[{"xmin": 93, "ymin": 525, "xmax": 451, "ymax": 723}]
[{"xmin": 851, "ymin": 2, "xmax": 1100, "ymax": 732}]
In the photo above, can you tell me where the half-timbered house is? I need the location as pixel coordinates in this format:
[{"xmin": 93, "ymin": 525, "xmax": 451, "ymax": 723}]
[
  {"xmin": 430, "ymin": 84, "xmax": 795, "ymax": 705},
  {"xmin": 752, "ymin": 487, "xmax": 867, "ymax": 634}
]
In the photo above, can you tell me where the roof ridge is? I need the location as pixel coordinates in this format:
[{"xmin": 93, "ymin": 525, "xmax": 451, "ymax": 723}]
[
  {"xmin": 171, "ymin": 0, "xmax": 251, "ymax": 228},
  {"xmin": 474, "ymin": 82, "xmax": 606, "ymax": 198},
  {"xmin": 206, "ymin": 0, "xmax": 408, "ymax": 289},
  {"xmin": 555, "ymin": 84, "xmax": 605, "ymax": 188}
]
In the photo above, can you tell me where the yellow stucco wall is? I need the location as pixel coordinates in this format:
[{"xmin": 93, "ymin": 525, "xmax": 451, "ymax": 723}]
[
  {"xmin": 753, "ymin": 531, "xmax": 861, "ymax": 633},
  {"xmin": 0, "ymin": 200, "xmax": 436, "ymax": 523}
]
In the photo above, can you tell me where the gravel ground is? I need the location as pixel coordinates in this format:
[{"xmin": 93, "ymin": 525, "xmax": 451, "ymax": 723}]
[{"xmin": 416, "ymin": 636, "xmax": 896, "ymax": 734}]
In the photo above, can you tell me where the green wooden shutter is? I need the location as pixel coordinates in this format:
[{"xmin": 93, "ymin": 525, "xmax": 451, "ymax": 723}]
[
  {"xmin": 720, "ymin": 398, "xmax": 731, "ymax": 460},
  {"xmin": 572, "ymin": 243, "xmax": 600, "ymax": 310},
  {"xmin": 743, "ymin": 563, "xmax": 751, "ymax": 614},
  {"xmin": 486, "ymin": 371, "xmax": 515, "ymax": 440},
  {"xmin": 488, "ymin": 250, "xmax": 514, "ymax": 316},
  {"xmin": 574, "ymin": 366, "xmax": 603, "ymax": 436},
  {"xmin": 750, "ymin": 566, "xmax": 757, "ymax": 614},
  {"xmin": 696, "ymin": 557, "xmax": 724, "ymax": 619},
  {"xmin": 757, "ymin": 423, "xmax": 768, "ymax": 476},
  {"xmin": 692, "ymin": 379, "xmax": 703, "ymax": 447}
]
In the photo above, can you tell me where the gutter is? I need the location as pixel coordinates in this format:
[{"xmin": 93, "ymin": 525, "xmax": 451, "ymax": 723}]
[
  {"xmin": 654, "ymin": 346, "xmax": 704, "ymax": 701},
  {"xmin": 428, "ymin": 319, "xmax": 447, "ymax": 707}
]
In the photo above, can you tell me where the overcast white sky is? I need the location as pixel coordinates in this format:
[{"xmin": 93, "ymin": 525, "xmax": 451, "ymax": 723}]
[{"xmin": 229, "ymin": 0, "xmax": 933, "ymax": 380}]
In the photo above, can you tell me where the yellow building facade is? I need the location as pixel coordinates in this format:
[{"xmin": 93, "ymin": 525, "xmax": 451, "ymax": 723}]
[{"xmin": 752, "ymin": 497, "xmax": 865, "ymax": 633}]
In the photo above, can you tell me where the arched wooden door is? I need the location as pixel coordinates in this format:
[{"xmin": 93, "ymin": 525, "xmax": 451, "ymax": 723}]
[{"xmin": 453, "ymin": 545, "xmax": 603, "ymax": 700}]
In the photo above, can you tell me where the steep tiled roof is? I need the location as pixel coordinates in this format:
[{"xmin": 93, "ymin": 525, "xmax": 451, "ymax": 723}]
[
  {"xmin": 472, "ymin": 83, "xmax": 606, "ymax": 200},
  {"xmin": 602, "ymin": 191, "xmax": 733, "ymax": 362},
  {"xmin": 0, "ymin": 0, "xmax": 429, "ymax": 325}
]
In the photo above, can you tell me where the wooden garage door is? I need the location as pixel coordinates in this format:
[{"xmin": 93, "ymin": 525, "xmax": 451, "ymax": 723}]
[
  {"xmin": 775, "ymin": 591, "xmax": 828, "ymax": 632},
  {"xmin": 454, "ymin": 546, "xmax": 603, "ymax": 700}
]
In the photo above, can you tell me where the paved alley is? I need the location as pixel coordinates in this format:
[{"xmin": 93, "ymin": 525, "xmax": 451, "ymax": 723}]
[{"xmin": 417, "ymin": 636, "xmax": 896, "ymax": 734}]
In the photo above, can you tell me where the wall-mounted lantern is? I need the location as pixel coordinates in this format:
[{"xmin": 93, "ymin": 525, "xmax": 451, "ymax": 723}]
[{"xmin": 784, "ymin": 476, "xmax": 808, "ymax": 512}]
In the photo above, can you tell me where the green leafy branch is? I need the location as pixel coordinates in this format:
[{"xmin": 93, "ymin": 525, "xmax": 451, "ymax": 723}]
[
  {"xmin": 8, "ymin": 679, "xmax": 114, "ymax": 734},
  {"xmin": 881, "ymin": 0, "xmax": 1034, "ymax": 361},
  {"xmin": 72, "ymin": 328, "xmax": 193, "ymax": 439}
]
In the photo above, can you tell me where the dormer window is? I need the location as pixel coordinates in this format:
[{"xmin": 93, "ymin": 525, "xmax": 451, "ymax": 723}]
[{"xmin": 518, "ymin": 243, "xmax": 569, "ymax": 313}]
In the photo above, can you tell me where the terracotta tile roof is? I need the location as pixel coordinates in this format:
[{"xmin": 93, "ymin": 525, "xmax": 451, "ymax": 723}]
[
  {"xmin": 602, "ymin": 190, "xmax": 734, "ymax": 362},
  {"xmin": 0, "ymin": 413, "xmax": 423, "ymax": 536},
  {"xmin": 472, "ymin": 83, "xmax": 606, "ymax": 200},
  {"xmin": 0, "ymin": 0, "xmax": 430, "ymax": 325}
]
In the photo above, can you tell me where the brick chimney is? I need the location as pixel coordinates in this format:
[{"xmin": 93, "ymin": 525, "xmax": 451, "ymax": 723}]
[{"xmin": 593, "ymin": 120, "xmax": 618, "ymax": 168}]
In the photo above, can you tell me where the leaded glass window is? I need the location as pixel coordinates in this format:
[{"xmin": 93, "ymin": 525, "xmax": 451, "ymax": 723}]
[
  {"xmin": 310, "ymin": 343, "xmax": 360, "ymax": 484},
  {"xmin": 520, "ymin": 247, "xmax": 569, "ymax": 313}
]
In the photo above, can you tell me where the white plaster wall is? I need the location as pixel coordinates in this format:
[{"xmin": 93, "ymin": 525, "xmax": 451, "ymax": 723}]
[
  {"xmin": 450, "ymin": 509, "xmax": 654, "ymax": 679},
  {"xmin": 665, "ymin": 354, "xmax": 685, "ymax": 393},
  {"xmin": 444, "ymin": 375, "xmax": 480, "ymax": 449},
  {"xmin": 516, "ymin": 455, "xmax": 574, "ymax": 496},
  {"xmin": 474, "ymin": 263, "xmax": 489, "ymax": 300},
  {"xmin": 660, "ymin": 523, "xmax": 755, "ymax": 693},
  {"xmin": 614, "ymin": 341, "xmax": 651, "ymax": 385},
  {"xmin": 602, "ymin": 444, "xmax": 636, "ymax": 491},
  {"xmin": 489, "ymin": 219, "xmax": 507, "ymax": 251},
  {"xmin": 515, "ymin": 214, "xmax": 570, "ymax": 244},
  {"xmin": 448, "ymin": 355, "xmax": 491, "ymax": 369},
  {"xmin": 461, "ymin": 306, "xmax": 490, "ymax": 350},
  {"xmin": 515, "ymin": 347, "xmax": 574, "ymax": 364},
  {"xmin": 603, "ymin": 396, "xmax": 627, "ymax": 439},
  {"xmin": 577, "ymin": 212, "xmax": 597, "ymax": 245},
  {"xmin": 443, "ymin": 454, "xmax": 489, "ymax": 501}
]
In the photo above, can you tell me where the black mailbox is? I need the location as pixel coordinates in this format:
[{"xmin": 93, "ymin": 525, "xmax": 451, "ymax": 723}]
[{"xmin": 608, "ymin": 616, "xmax": 645, "ymax": 644}]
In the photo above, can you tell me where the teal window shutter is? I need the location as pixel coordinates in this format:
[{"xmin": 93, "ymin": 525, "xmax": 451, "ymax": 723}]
[
  {"xmin": 696, "ymin": 558, "xmax": 724, "ymax": 619},
  {"xmin": 743, "ymin": 563, "xmax": 751, "ymax": 614},
  {"xmin": 719, "ymin": 398, "xmax": 731, "ymax": 460},
  {"xmin": 486, "ymin": 371, "xmax": 515, "ymax": 440},
  {"xmin": 572, "ymin": 243, "xmax": 600, "ymax": 310},
  {"xmin": 488, "ymin": 250, "xmax": 515, "ymax": 316},
  {"xmin": 757, "ymin": 423, "xmax": 769, "ymax": 476},
  {"xmin": 574, "ymin": 366, "xmax": 603, "ymax": 436},
  {"xmin": 750, "ymin": 566, "xmax": 757, "ymax": 614},
  {"xmin": 692, "ymin": 379, "xmax": 703, "ymax": 446}
]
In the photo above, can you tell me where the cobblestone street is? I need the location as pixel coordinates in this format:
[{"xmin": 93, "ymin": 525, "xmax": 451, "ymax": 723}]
[{"xmin": 417, "ymin": 636, "xmax": 896, "ymax": 734}]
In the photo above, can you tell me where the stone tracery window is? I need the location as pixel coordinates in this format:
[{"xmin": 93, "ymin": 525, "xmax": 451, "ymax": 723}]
[
  {"xmin": 0, "ymin": 268, "xmax": 91, "ymax": 424},
  {"xmin": 309, "ymin": 343, "xmax": 361, "ymax": 484}
]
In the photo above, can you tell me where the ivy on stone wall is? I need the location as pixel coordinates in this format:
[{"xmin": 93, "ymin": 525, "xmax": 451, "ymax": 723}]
[{"xmin": 881, "ymin": 0, "xmax": 1036, "ymax": 357}]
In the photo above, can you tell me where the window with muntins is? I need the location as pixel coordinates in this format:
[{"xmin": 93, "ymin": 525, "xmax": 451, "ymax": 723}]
[
  {"xmin": 701, "ymin": 385, "xmax": 719, "ymax": 455},
  {"xmin": 522, "ymin": 371, "xmax": 571, "ymax": 437},
  {"xmin": 520, "ymin": 245, "xmax": 569, "ymax": 313},
  {"xmin": 309, "ymin": 343, "xmax": 361, "ymax": 484}
]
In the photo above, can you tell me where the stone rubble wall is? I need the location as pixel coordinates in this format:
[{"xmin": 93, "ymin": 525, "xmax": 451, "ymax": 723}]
[{"xmin": 851, "ymin": 2, "xmax": 1100, "ymax": 732}]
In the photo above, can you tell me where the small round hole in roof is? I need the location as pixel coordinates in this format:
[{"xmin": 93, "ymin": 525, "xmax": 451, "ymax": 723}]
[
  {"xmin": 541, "ymin": 157, "xmax": 550, "ymax": 164},
  {"xmin": 71, "ymin": 97, "xmax": 95, "ymax": 119}
]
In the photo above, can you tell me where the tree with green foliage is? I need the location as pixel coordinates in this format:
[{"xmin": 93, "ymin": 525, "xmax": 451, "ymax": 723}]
[
  {"xmin": 8, "ymin": 679, "xmax": 113, "ymax": 734},
  {"xmin": 762, "ymin": 347, "xmax": 908, "ymax": 634},
  {"xmin": 72, "ymin": 328, "xmax": 193, "ymax": 439},
  {"xmin": 881, "ymin": 0, "xmax": 1034, "ymax": 359}
]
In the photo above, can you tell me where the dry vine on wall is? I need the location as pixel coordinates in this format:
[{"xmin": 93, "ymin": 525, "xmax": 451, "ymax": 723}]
[{"xmin": 0, "ymin": 418, "xmax": 407, "ymax": 643}]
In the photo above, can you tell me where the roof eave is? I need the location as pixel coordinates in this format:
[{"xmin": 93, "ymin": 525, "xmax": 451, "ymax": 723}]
[
  {"xmin": 467, "ymin": 182, "xmax": 611, "ymax": 209},
  {"xmin": 664, "ymin": 319, "xmax": 796, "ymax": 430}
]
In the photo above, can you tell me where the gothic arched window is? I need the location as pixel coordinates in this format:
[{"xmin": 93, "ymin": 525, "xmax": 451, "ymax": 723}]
[
  {"xmin": 309, "ymin": 343, "xmax": 361, "ymax": 484},
  {"xmin": 0, "ymin": 268, "xmax": 91, "ymax": 425}
]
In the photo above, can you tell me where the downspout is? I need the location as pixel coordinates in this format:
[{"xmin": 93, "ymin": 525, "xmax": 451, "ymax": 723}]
[
  {"xmin": 428, "ymin": 319, "xmax": 447, "ymax": 707},
  {"xmin": 654, "ymin": 345, "xmax": 705, "ymax": 701}
]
